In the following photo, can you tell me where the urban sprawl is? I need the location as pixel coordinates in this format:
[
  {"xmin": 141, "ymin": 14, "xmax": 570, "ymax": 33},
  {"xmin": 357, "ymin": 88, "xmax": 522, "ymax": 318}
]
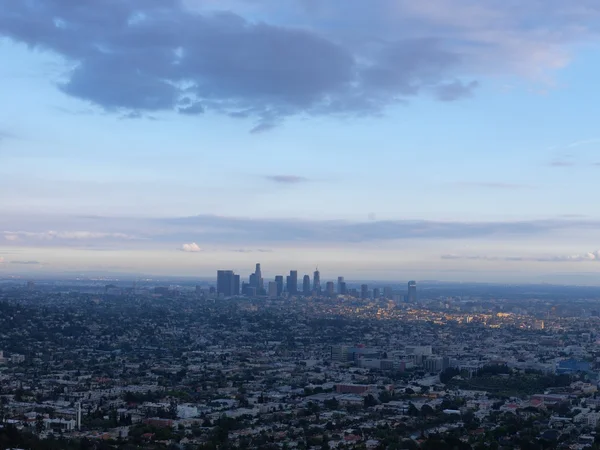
[{"xmin": 2, "ymin": 264, "xmax": 600, "ymax": 449}]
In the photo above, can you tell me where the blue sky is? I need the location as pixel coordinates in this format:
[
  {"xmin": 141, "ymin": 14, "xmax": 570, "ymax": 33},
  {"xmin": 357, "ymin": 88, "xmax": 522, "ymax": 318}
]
[{"xmin": 2, "ymin": 0, "xmax": 600, "ymax": 283}]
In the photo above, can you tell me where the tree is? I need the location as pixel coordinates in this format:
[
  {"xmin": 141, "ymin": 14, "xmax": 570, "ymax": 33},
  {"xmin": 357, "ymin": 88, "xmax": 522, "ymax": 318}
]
[
  {"xmin": 169, "ymin": 401, "xmax": 178, "ymax": 420},
  {"xmin": 35, "ymin": 415, "xmax": 44, "ymax": 434},
  {"xmin": 364, "ymin": 394, "xmax": 378, "ymax": 408},
  {"xmin": 421, "ymin": 404, "xmax": 435, "ymax": 417},
  {"xmin": 378, "ymin": 390, "xmax": 392, "ymax": 404}
]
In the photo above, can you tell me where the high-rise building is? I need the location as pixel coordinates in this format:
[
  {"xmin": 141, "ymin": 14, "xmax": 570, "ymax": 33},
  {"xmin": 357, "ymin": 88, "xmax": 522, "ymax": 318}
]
[
  {"xmin": 217, "ymin": 270, "xmax": 236, "ymax": 297},
  {"xmin": 337, "ymin": 276, "xmax": 345, "ymax": 294},
  {"xmin": 361, "ymin": 284, "xmax": 369, "ymax": 299},
  {"xmin": 268, "ymin": 281, "xmax": 278, "ymax": 298},
  {"xmin": 249, "ymin": 273, "xmax": 257, "ymax": 288},
  {"xmin": 254, "ymin": 263, "xmax": 263, "ymax": 290},
  {"xmin": 287, "ymin": 270, "xmax": 298, "ymax": 294},
  {"xmin": 383, "ymin": 286, "xmax": 393, "ymax": 299},
  {"xmin": 313, "ymin": 268, "xmax": 321, "ymax": 293},
  {"xmin": 302, "ymin": 275, "xmax": 311, "ymax": 295},
  {"xmin": 233, "ymin": 275, "xmax": 240, "ymax": 296},
  {"xmin": 373, "ymin": 288, "xmax": 380, "ymax": 299},
  {"xmin": 325, "ymin": 281, "xmax": 335, "ymax": 297},
  {"xmin": 339, "ymin": 281, "xmax": 347, "ymax": 295},
  {"xmin": 275, "ymin": 275, "xmax": 284, "ymax": 296},
  {"xmin": 408, "ymin": 281, "xmax": 417, "ymax": 303}
]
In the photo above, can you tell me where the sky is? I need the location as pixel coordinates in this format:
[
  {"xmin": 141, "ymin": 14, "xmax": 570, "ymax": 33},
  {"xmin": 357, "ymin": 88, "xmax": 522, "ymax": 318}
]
[{"xmin": 2, "ymin": 0, "xmax": 600, "ymax": 283}]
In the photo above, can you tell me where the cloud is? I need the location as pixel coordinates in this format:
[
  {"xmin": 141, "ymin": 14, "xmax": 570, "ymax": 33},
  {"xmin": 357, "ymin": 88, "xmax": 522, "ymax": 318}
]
[
  {"xmin": 442, "ymin": 250, "xmax": 600, "ymax": 263},
  {"xmin": 181, "ymin": 242, "xmax": 202, "ymax": 252},
  {"xmin": 2, "ymin": 0, "xmax": 596, "ymax": 127},
  {"xmin": 452, "ymin": 182, "xmax": 532, "ymax": 189},
  {"xmin": 264, "ymin": 175, "xmax": 309, "ymax": 184},
  {"xmin": 10, "ymin": 260, "xmax": 41, "ymax": 265},
  {"xmin": 250, "ymin": 123, "xmax": 278, "ymax": 134},
  {"xmin": 3, "ymin": 214, "xmax": 600, "ymax": 247},
  {"xmin": 2, "ymin": 231, "xmax": 136, "ymax": 242},
  {"xmin": 548, "ymin": 160, "xmax": 575, "ymax": 167}
]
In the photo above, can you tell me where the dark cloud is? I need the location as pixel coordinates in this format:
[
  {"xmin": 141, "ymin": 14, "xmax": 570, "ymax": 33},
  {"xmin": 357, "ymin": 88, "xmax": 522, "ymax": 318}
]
[
  {"xmin": 10, "ymin": 260, "xmax": 42, "ymax": 265},
  {"xmin": 0, "ymin": 0, "xmax": 492, "ymax": 129},
  {"xmin": 264, "ymin": 175, "xmax": 309, "ymax": 184}
]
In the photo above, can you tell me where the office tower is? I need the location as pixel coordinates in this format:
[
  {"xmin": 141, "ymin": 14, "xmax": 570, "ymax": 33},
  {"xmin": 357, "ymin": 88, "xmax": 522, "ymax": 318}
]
[
  {"xmin": 373, "ymin": 288, "xmax": 380, "ymax": 299},
  {"xmin": 313, "ymin": 268, "xmax": 321, "ymax": 293},
  {"xmin": 325, "ymin": 281, "xmax": 335, "ymax": 297},
  {"xmin": 249, "ymin": 273, "xmax": 257, "ymax": 288},
  {"xmin": 337, "ymin": 276, "xmax": 345, "ymax": 294},
  {"xmin": 383, "ymin": 286, "xmax": 393, "ymax": 299},
  {"xmin": 361, "ymin": 284, "xmax": 369, "ymax": 299},
  {"xmin": 254, "ymin": 263, "xmax": 263, "ymax": 290},
  {"xmin": 217, "ymin": 270, "xmax": 235, "ymax": 297},
  {"xmin": 268, "ymin": 281, "xmax": 278, "ymax": 298},
  {"xmin": 339, "ymin": 281, "xmax": 347, "ymax": 295},
  {"xmin": 408, "ymin": 281, "xmax": 417, "ymax": 303},
  {"xmin": 275, "ymin": 275, "xmax": 284, "ymax": 296},
  {"xmin": 303, "ymin": 275, "xmax": 311, "ymax": 295},
  {"xmin": 287, "ymin": 270, "xmax": 298, "ymax": 294},
  {"xmin": 233, "ymin": 275, "xmax": 240, "ymax": 296}
]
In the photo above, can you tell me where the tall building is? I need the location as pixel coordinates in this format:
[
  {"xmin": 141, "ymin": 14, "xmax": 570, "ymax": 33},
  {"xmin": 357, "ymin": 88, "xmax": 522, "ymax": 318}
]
[
  {"xmin": 325, "ymin": 281, "xmax": 335, "ymax": 297},
  {"xmin": 337, "ymin": 276, "xmax": 345, "ymax": 294},
  {"xmin": 383, "ymin": 286, "xmax": 393, "ymax": 299},
  {"xmin": 339, "ymin": 281, "xmax": 347, "ymax": 295},
  {"xmin": 217, "ymin": 270, "xmax": 236, "ymax": 297},
  {"xmin": 313, "ymin": 268, "xmax": 321, "ymax": 293},
  {"xmin": 275, "ymin": 275, "xmax": 284, "ymax": 296},
  {"xmin": 302, "ymin": 275, "xmax": 311, "ymax": 295},
  {"xmin": 361, "ymin": 284, "xmax": 369, "ymax": 299},
  {"xmin": 373, "ymin": 288, "xmax": 380, "ymax": 299},
  {"xmin": 249, "ymin": 273, "xmax": 257, "ymax": 288},
  {"xmin": 268, "ymin": 281, "xmax": 278, "ymax": 298},
  {"xmin": 287, "ymin": 270, "xmax": 298, "ymax": 294},
  {"xmin": 254, "ymin": 263, "xmax": 263, "ymax": 290},
  {"xmin": 408, "ymin": 281, "xmax": 417, "ymax": 303},
  {"xmin": 233, "ymin": 275, "xmax": 240, "ymax": 296}
]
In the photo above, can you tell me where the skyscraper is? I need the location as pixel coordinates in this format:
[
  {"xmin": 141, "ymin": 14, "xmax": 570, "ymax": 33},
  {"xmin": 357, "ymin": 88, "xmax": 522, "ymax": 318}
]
[
  {"xmin": 337, "ymin": 276, "xmax": 345, "ymax": 294},
  {"xmin": 313, "ymin": 268, "xmax": 321, "ymax": 293},
  {"xmin": 275, "ymin": 275, "xmax": 284, "ymax": 296},
  {"xmin": 287, "ymin": 270, "xmax": 298, "ymax": 294},
  {"xmin": 249, "ymin": 273, "xmax": 257, "ymax": 288},
  {"xmin": 303, "ymin": 275, "xmax": 311, "ymax": 295},
  {"xmin": 408, "ymin": 281, "xmax": 417, "ymax": 303},
  {"xmin": 361, "ymin": 284, "xmax": 369, "ymax": 299},
  {"xmin": 217, "ymin": 270, "xmax": 235, "ymax": 297},
  {"xmin": 268, "ymin": 281, "xmax": 278, "ymax": 298},
  {"xmin": 373, "ymin": 288, "xmax": 380, "ymax": 299},
  {"xmin": 383, "ymin": 286, "xmax": 393, "ymax": 299},
  {"xmin": 325, "ymin": 281, "xmax": 335, "ymax": 297},
  {"xmin": 233, "ymin": 274, "xmax": 240, "ymax": 296},
  {"xmin": 254, "ymin": 263, "xmax": 263, "ymax": 290}
]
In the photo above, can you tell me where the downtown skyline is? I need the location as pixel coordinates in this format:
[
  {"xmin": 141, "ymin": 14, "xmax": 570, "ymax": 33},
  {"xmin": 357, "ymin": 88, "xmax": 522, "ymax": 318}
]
[{"xmin": 2, "ymin": 1, "xmax": 600, "ymax": 283}]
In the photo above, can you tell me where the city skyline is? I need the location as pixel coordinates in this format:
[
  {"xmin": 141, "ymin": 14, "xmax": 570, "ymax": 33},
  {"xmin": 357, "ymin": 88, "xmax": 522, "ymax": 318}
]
[{"xmin": 2, "ymin": 1, "xmax": 600, "ymax": 282}]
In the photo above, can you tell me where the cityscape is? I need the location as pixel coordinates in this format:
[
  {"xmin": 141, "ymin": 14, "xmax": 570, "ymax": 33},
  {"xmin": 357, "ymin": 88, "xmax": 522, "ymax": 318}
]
[
  {"xmin": 3, "ymin": 271, "xmax": 600, "ymax": 449},
  {"xmin": 3, "ymin": 0, "xmax": 600, "ymax": 449},
  {"xmin": 215, "ymin": 264, "xmax": 418, "ymax": 303}
]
